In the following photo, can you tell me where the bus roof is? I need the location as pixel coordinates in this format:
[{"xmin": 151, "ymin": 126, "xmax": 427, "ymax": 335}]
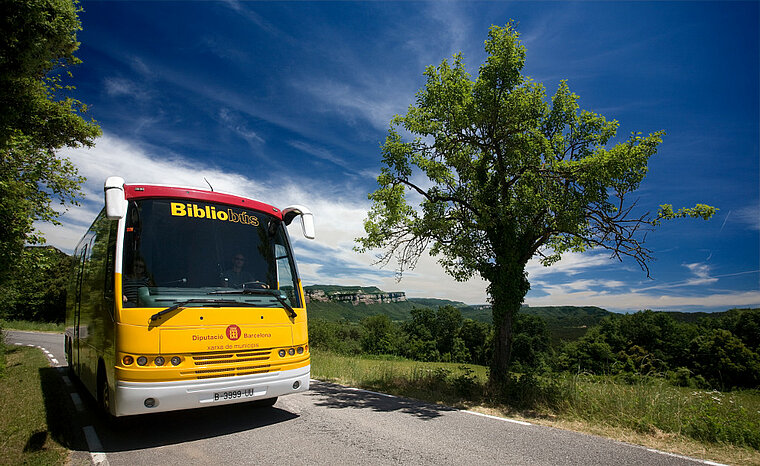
[{"xmin": 124, "ymin": 183, "xmax": 283, "ymax": 219}]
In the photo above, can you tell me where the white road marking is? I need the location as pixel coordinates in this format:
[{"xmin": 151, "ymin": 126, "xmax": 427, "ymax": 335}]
[
  {"xmin": 646, "ymin": 448, "xmax": 726, "ymax": 465},
  {"xmin": 461, "ymin": 409, "xmax": 532, "ymax": 425},
  {"xmin": 70, "ymin": 392, "xmax": 84, "ymax": 412},
  {"xmin": 345, "ymin": 387, "xmax": 397, "ymax": 398},
  {"xmin": 83, "ymin": 426, "xmax": 109, "ymax": 466}
]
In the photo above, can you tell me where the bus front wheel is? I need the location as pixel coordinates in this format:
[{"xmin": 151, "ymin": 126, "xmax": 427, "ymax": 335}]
[{"xmin": 97, "ymin": 365, "xmax": 115, "ymax": 421}]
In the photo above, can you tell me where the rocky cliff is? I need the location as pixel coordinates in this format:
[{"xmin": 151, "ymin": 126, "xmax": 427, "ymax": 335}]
[{"xmin": 304, "ymin": 287, "xmax": 407, "ymax": 305}]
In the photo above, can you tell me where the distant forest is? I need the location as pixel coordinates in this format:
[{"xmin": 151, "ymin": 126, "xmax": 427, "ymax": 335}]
[{"xmin": 305, "ymin": 286, "xmax": 759, "ymax": 391}]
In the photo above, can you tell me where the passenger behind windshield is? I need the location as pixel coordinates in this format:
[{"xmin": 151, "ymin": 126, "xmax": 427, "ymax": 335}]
[{"xmin": 123, "ymin": 257, "xmax": 155, "ymax": 306}]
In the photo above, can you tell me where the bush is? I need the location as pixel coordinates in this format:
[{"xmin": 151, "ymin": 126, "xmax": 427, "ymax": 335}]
[
  {"xmin": 452, "ymin": 365, "xmax": 479, "ymax": 398},
  {"xmin": 683, "ymin": 392, "xmax": 760, "ymax": 449},
  {"xmin": 500, "ymin": 372, "xmax": 567, "ymax": 411}
]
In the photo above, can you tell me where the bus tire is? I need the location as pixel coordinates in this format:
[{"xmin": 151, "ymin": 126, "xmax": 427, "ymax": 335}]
[
  {"xmin": 251, "ymin": 397, "xmax": 277, "ymax": 408},
  {"xmin": 97, "ymin": 363, "xmax": 119, "ymax": 426}
]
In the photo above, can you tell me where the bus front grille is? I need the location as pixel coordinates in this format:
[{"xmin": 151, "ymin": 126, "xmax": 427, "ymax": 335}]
[{"xmin": 182, "ymin": 349, "xmax": 274, "ymax": 379}]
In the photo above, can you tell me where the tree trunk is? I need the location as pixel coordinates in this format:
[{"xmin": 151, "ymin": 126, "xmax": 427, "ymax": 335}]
[{"xmin": 488, "ymin": 262, "xmax": 530, "ymax": 386}]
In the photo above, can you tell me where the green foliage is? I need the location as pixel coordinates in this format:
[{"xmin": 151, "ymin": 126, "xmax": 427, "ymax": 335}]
[
  {"xmin": 307, "ymin": 319, "xmax": 362, "ymax": 355},
  {"xmin": 360, "ymin": 314, "xmax": 405, "ymax": 355},
  {"xmin": 510, "ymin": 314, "xmax": 552, "ymax": 373},
  {"xmin": 310, "ymin": 297, "xmax": 758, "ymax": 391},
  {"xmin": 356, "ymin": 21, "xmax": 714, "ymax": 384},
  {"xmin": 0, "ymin": 0, "xmax": 100, "ymax": 281},
  {"xmin": 402, "ymin": 305, "xmax": 474, "ymax": 363},
  {"xmin": 690, "ymin": 329, "xmax": 760, "ymax": 390},
  {"xmin": 459, "ymin": 318, "xmax": 492, "ymax": 365},
  {"xmin": 557, "ymin": 309, "xmax": 760, "ymax": 390},
  {"xmin": 0, "ymin": 246, "xmax": 71, "ymax": 322},
  {"xmin": 682, "ymin": 391, "xmax": 760, "ymax": 449},
  {"xmin": 309, "ymin": 302, "xmax": 563, "ymax": 372}
]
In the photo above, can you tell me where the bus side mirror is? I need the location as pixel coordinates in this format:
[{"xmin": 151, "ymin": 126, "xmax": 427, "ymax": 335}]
[
  {"xmin": 104, "ymin": 176, "xmax": 127, "ymax": 220},
  {"xmin": 282, "ymin": 205, "xmax": 315, "ymax": 240}
]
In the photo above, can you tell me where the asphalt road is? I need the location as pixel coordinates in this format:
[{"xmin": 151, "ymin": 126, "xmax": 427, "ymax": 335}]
[{"xmin": 3, "ymin": 330, "xmax": 722, "ymax": 466}]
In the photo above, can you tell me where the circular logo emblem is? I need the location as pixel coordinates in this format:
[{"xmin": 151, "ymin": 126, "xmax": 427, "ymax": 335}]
[{"xmin": 226, "ymin": 324, "xmax": 241, "ymax": 341}]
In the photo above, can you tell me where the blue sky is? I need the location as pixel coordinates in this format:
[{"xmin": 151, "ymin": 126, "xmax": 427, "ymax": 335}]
[{"xmin": 44, "ymin": 1, "xmax": 759, "ymax": 312}]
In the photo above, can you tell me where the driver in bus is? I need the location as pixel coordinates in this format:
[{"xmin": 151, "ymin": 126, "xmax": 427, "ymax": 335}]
[
  {"xmin": 122, "ymin": 258, "xmax": 155, "ymax": 306},
  {"xmin": 221, "ymin": 253, "xmax": 254, "ymax": 288}
]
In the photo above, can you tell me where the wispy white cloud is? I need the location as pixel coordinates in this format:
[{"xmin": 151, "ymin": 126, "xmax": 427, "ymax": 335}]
[
  {"xmin": 526, "ymin": 251, "xmax": 617, "ymax": 279},
  {"xmin": 220, "ymin": 0, "xmax": 289, "ymax": 40},
  {"xmin": 527, "ymin": 285, "xmax": 760, "ymax": 313},
  {"xmin": 683, "ymin": 262, "xmax": 718, "ymax": 285},
  {"xmin": 734, "ymin": 204, "xmax": 760, "ymax": 231},
  {"xmin": 218, "ymin": 108, "xmax": 265, "ymax": 145},
  {"xmin": 301, "ymin": 78, "xmax": 408, "ymax": 133},
  {"xmin": 104, "ymin": 77, "xmax": 153, "ymax": 102},
  {"xmin": 287, "ymin": 140, "xmax": 359, "ymax": 175}
]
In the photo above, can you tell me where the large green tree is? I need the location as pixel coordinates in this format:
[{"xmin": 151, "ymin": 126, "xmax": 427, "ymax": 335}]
[
  {"xmin": 356, "ymin": 23, "xmax": 714, "ymax": 385},
  {"xmin": 0, "ymin": 0, "xmax": 100, "ymax": 282}
]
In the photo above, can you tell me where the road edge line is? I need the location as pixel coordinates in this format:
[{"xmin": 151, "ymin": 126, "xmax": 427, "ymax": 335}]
[
  {"xmin": 83, "ymin": 426, "xmax": 110, "ymax": 466},
  {"xmin": 461, "ymin": 409, "xmax": 532, "ymax": 425}
]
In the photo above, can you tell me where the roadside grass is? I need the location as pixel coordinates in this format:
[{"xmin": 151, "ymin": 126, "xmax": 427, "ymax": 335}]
[
  {"xmin": 0, "ymin": 319, "xmax": 65, "ymax": 332},
  {"xmin": 311, "ymin": 349, "xmax": 760, "ymax": 465},
  {"xmin": 0, "ymin": 342, "xmax": 85, "ymax": 465}
]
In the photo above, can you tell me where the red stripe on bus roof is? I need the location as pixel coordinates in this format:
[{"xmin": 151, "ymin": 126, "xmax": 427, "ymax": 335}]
[{"xmin": 123, "ymin": 184, "xmax": 282, "ymax": 219}]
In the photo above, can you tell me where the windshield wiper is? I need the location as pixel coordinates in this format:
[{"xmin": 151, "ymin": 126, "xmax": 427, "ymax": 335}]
[
  {"xmin": 149, "ymin": 299, "xmax": 257, "ymax": 322},
  {"xmin": 207, "ymin": 289, "xmax": 298, "ymax": 319}
]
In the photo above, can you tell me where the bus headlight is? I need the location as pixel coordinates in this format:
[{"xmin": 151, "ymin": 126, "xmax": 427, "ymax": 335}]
[
  {"xmin": 137, "ymin": 356, "xmax": 148, "ymax": 366},
  {"xmin": 297, "ymin": 346, "xmax": 304, "ymax": 354},
  {"xmin": 278, "ymin": 349, "xmax": 286, "ymax": 357},
  {"xmin": 288, "ymin": 348, "xmax": 295, "ymax": 356},
  {"xmin": 170, "ymin": 356, "xmax": 181, "ymax": 366},
  {"xmin": 154, "ymin": 356, "xmax": 165, "ymax": 366},
  {"xmin": 123, "ymin": 355, "xmax": 134, "ymax": 365}
]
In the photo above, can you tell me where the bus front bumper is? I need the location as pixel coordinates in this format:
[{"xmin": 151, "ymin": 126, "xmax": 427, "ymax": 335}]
[{"xmin": 114, "ymin": 364, "xmax": 310, "ymax": 416}]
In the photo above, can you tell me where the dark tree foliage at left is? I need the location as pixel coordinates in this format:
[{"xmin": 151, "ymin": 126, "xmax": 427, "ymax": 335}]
[{"xmin": 0, "ymin": 0, "xmax": 100, "ymax": 284}]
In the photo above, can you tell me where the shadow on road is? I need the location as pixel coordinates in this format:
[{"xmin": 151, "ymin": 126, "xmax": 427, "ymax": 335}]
[
  {"xmin": 41, "ymin": 366, "xmax": 299, "ymax": 453},
  {"xmin": 309, "ymin": 381, "xmax": 455, "ymax": 420},
  {"xmin": 93, "ymin": 402, "xmax": 299, "ymax": 452}
]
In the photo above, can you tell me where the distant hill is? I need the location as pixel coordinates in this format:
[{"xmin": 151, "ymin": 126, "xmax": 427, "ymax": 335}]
[
  {"xmin": 302, "ymin": 284, "xmax": 744, "ymax": 345},
  {"xmin": 408, "ymin": 297, "xmax": 470, "ymax": 308},
  {"xmin": 307, "ymin": 300, "xmax": 418, "ymax": 321}
]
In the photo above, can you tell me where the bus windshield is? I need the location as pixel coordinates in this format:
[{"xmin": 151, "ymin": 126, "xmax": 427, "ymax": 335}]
[{"xmin": 122, "ymin": 198, "xmax": 301, "ymax": 309}]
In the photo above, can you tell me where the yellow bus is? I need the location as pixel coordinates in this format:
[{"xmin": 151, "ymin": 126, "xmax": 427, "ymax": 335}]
[{"xmin": 65, "ymin": 177, "xmax": 315, "ymax": 417}]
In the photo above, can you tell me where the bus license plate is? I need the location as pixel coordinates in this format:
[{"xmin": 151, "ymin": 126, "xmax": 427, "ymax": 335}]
[{"xmin": 213, "ymin": 389, "xmax": 257, "ymax": 402}]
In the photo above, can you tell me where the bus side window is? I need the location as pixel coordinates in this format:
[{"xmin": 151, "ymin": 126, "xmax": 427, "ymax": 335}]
[
  {"xmin": 103, "ymin": 219, "xmax": 118, "ymax": 308},
  {"xmin": 274, "ymin": 243, "xmax": 300, "ymax": 307}
]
